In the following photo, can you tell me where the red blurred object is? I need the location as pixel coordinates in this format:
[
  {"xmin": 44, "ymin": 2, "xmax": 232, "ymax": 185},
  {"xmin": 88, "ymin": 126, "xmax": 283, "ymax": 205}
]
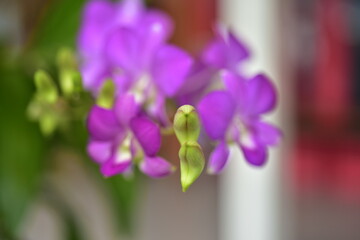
[
  {"xmin": 293, "ymin": 136, "xmax": 360, "ymax": 202},
  {"xmin": 313, "ymin": 0, "xmax": 351, "ymax": 131}
]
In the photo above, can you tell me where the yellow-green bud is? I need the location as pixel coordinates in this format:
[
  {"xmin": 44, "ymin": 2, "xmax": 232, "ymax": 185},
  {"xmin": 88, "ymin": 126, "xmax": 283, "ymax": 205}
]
[
  {"xmin": 173, "ymin": 105, "xmax": 200, "ymax": 145},
  {"xmin": 59, "ymin": 70, "xmax": 82, "ymax": 97},
  {"xmin": 97, "ymin": 80, "xmax": 115, "ymax": 109},
  {"xmin": 56, "ymin": 47, "xmax": 77, "ymax": 70},
  {"xmin": 179, "ymin": 141, "xmax": 205, "ymax": 192},
  {"xmin": 39, "ymin": 112, "xmax": 58, "ymax": 136},
  {"xmin": 34, "ymin": 70, "xmax": 58, "ymax": 104}
]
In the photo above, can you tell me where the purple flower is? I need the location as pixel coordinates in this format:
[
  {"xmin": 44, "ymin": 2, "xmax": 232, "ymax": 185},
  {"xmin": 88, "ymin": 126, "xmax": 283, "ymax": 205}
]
[
  {"xmin": 175, "ymin": 29, "xmax": 250, "ymax": 106},
  {"xmin": 78, "ymin": 0, "xmax": 193, "ymax": 125},
  {"xmin": 86, "ymin": 94, "xmax": 174, "ymax": 178},
  {"xmin": 104, "ymin": 23, "xmax": 193, "ymax": 125},
  {"xmin": 198, "ymin": 71, "xmax": 281, "ymax": 174}
]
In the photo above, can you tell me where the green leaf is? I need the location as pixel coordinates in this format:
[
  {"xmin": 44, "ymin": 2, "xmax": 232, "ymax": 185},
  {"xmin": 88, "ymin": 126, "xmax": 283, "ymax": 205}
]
[
  {"xmin": 179, "ymin": 141, "xmax": 205, "ymax": 192},
  {"xmin": 173, "ymin": 105, "xmax": 200, "ymax": 145},
  {"xmin": 0, "ymin": 56, "xmax": 45, "ymax": 235},
  {"xmin": 34, "ymin": 70, "xmax": 58, "ymax": 104}
]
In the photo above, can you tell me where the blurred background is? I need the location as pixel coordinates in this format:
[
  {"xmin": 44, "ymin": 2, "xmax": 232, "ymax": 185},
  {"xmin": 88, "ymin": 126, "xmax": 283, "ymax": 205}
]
[{"xmin": 1, "ymin": 0, "xmax": 360, "ymax": 239}]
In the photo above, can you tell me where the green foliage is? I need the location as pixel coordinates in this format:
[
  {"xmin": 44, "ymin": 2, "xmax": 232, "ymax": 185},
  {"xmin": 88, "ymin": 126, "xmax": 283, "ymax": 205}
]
[{"xmin": 0, "ymin": 51, "xmax": 45, "ymax": 236}]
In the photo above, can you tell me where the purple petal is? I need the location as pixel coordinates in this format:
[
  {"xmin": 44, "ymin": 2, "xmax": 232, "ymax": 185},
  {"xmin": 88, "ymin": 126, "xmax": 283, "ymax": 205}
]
[
  {"xmin": 136, "ymin": 10, "xmax": 174, "ymax": 68},
  {"xmin": 237, "ymin": 127, "xmax": 268, "ymax": 166},
  {"xmin": 198, "ymin": 91, "xmax": 236, "ymax": 140},
  {"xmin": 201, "ymin": 37, "xmax": 226, "ymax": 69},
  {"xmin": 78, "ymin": 0, "xmax": 115, "ymax": 57},
  {"xmin": 241, "ymin": 144, "xmax": 268, "ymax": 167},
  {"xmin": 148, "ymin": 94, "xmax": 170, "ymax": 127},
  {"xmin": 113, "ymin": 72, "xmax": 133, "ymax": 95},
  {"xmin": 140, "ymin": 156, "xmax": 174, "ymax": 178},
  {"xmin": 87, "ymin": 140, "xmax": 113, "ymax": 164},
  {"xmin": 253, "ymin": 121, "xmax": 282, "ymax": 146},
  {"xmin": 207, "ymin": 141, "xmax": 230, "ymax": 174},
  {"xmin": 246, "ymin": 74, "xmax": 277, "ymax": 116},
  {"xmin": 221, "ymin": 70, "xmax": 247, "ymax": 104},
  {"xmin": 81, "ymin": 60, "xmax": 109, "ymax": 94},
  {"xmin": 114, "ymin": 94, "xmax": 140, "ymax": 125},
  {"xmin": 152, "ymin": 44, "xmax": 193, "ymax": 96},
  {"xmin": 227, "ymin": 31, "xmax": 250, "ymax": 66},
  {"xmin": 104, "ymin": 27, "xmax": 141, "ymax": 74},
  {"xmin": 100, "ymin": 152, "xmax": 132, "ymax": 177},
  {"xmin": 114, "ymin": 0, "xmax": 144, "ymax": 26},
  {"xmin": 87, "ymin": 105, "xmax": 121, "ymax": 141},
  {"xmin": 130, "ymin": 117, "xmax": 161, "ymax": 156}
]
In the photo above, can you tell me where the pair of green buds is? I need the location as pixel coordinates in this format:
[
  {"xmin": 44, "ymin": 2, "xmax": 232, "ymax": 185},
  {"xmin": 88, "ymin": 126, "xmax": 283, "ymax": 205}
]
[
  {"xmin": 174, "ymin": 105, "xmax": 205, "ymax": 192},
  {"xmin": 27, "ymin": 48, "xmax": 83, "ymax": 136}
]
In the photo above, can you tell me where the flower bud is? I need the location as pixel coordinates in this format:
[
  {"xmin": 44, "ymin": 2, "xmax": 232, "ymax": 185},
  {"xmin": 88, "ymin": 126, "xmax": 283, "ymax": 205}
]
[
  {"xmin": 179, "ymin": 141, "xmax": 205, "ymax": 192},
  {"xmin": 59, "ymin": 70, "xmax": 82, "ymax": 97},
  {"xmin": 173, "ymin": 105, "xmax": 200, "ymax": 145},
  {"xmin": 97, "ymin": 80, "xmax": 115, "ymax": 109},
  {"xmin": 34, "ymin": 70, "xmax": 58, "ymax": 104}
]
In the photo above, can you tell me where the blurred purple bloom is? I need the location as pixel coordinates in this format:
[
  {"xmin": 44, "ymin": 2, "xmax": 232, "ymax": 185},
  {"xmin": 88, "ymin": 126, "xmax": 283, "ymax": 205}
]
[
  {"xmin": 104, "ymin": 25, "xmax": 193, "ymax": 125},
  {"xmin": 78, "ymin": 0, "xmax": 193, "ymax": 125},
  {"xmin": 86, "ymin": 94, "xmax": 174, "ymax": 178},
  {"xmin": 175, "ymin": 29, "xmax": 250, "ymax": 106},
  {"xmin": 198, "ymin": 71, "xmax": 281, "ymax": 173}
]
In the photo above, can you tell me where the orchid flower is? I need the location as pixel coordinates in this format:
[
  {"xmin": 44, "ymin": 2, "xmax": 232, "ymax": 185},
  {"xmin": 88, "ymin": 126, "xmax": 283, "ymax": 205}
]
[
  {"xmin": 78, "ymin": 0, "xmax": 193, "ymax": 126},
  {"xmin": 198, "ymin": 71, "xmax": 281, "ymax": 174},
  {"xmin": 87, "ymin": 94, "xmax": 174, "ymax": 178}
]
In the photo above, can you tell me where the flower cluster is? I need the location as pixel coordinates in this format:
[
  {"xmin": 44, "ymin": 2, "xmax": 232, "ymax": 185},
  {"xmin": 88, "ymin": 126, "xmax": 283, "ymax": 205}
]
[{"xmin": 78, "ymin": 0, "xmax": 281, "ymax": 184}]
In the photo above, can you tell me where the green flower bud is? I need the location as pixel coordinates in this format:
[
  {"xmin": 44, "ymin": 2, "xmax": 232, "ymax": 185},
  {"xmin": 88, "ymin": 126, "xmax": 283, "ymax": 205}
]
[
  {"xmin": 56, "ymin": 47, "xmax": 77, "ymax": 70},
  {"xmin": 97, "ymin": 80, "xmax": 115, "ymax": 109},
  {"xmin": 179, "ymin": 141, "xmax": 205, "ymax": 192},
  {"xmin": 173, "ymin": 105, "xmax": 200, "ymax": 145},
  {"xmin": 34, "ymin": 70, "xmax": 58, "ymax": 104},
  {"xmin": 39, "ymin": 112, "xmax": 58, "ymax": 136},
  {"xmin": 59, "ymin": 70, "xmax": 83, "ymax": 97}
]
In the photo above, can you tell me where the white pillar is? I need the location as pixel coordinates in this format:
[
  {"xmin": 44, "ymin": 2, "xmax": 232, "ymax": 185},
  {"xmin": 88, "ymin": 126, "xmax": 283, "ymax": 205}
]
[{"xmin": 219, "ymin": 1, "xmax": 286, "ymax": 240}]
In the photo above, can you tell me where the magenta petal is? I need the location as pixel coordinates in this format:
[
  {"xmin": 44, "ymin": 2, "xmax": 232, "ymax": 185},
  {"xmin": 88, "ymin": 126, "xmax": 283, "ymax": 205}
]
[
  {"xmin": 115, "ymin": 0, "xmax": 144, "ymax": 26},
  {"xmin": 140, "ymin": 10, "xmax": 173, "ymax": 43},
  {"xmin": 227, "ymin": 31, "xmax": 250, "ymax": 65},
  {"xmin": 140, "ymin": 156, "xmax": 174, "ymax": 178},
  {"xmin": 114, "ymin": 94, "xmax": 139, "ymax": 125},
  {"xmin": 202, "ymin": 37, "xmax": 226, "ymax": 69},
  {"xmin": 81, "ymin": 60, "xmax": 109, "ymax": 93},
  {"xmin": 253, "ymin": 121, "xmax": 282, "ymax": 146},
  {"xmin": 78, "ymin": 0, "xmax": 115, "ymax": 57},
  {"xmin": 136, "ymin": 10, "xmax": 174, "ymax": 67},
  {"xmin": 207, "ymin": 141, "xmax": 230, "ymax": 174},
  {"xmin": 198, "ymin": 91, "xmax": 236, "ymax": 140},
  {"xmin": 130, "ymin": 117, "xmax": 161, "ymax": 156},
  {"xmin": 152, "ymin": 45, "xmax": 193, "ymax": 96},
  {"xmin": 241, "ymin": 144, "xmax": 268, "ymax": 167},
  {"xmin": 100, "ymin": 154, "xmax": 132, "ymax": 177},
  {"xmin": 246, "ymin": 74, "xmax": 277, "ymax": 116},
  {"xmin": 87, "ymin": 140, "xmax": 113, "ymax": 164},
  {"xmin": 221, "ymin": 70, "xmax": 247, "ymax": 104},
  {"xmin": 104, "ymin": 27, "xmax": 141, "ymax": 74},
  {"xmin": 87, "ymin": 106, "xmax": 121, "ymax": 141}
]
